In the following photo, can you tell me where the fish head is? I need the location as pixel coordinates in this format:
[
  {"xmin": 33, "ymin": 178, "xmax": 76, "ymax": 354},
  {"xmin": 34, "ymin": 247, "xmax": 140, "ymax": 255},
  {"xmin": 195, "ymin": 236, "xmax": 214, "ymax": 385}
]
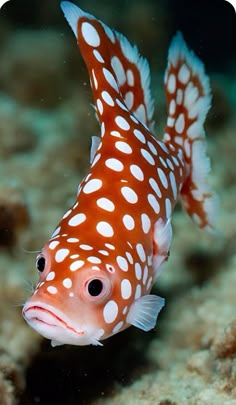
[{"xmin": 22, "ymin": 238, "xmax": 132, "ymax": 346}]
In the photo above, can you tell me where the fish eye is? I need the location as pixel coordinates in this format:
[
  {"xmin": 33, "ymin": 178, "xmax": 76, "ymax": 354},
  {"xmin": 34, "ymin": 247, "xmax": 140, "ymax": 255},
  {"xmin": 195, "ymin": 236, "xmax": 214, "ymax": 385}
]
[
  {"xmin": 87, "ymin": 279, "xmax": 103, "ymax": 297},
  {"xmin": 36, "ymin": 256, "xmax": 46, "ymax": 272}
]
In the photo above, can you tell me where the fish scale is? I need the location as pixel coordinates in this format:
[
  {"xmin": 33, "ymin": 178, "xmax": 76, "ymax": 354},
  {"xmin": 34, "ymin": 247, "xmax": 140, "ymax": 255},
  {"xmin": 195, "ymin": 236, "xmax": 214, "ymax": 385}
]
[{"xmin": 22, "ymin": 1, "xmax": 217, "ymax": 347}]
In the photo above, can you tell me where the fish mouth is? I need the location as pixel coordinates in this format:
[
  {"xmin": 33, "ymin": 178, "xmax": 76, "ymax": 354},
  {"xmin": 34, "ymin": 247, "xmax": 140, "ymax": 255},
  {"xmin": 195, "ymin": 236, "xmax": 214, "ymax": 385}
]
[
  {"xmin": 23, "ymin": 304, "xmax": 85, "ymax": 336},
  {"xmin": 22, "ymin": 301, "xmax": 104, "ymax": 346}
]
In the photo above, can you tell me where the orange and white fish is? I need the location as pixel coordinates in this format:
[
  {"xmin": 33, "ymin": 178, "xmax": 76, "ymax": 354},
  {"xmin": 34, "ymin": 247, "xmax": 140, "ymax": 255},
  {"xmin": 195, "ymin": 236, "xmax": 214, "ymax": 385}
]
[{"xmin": 22, "ymin": 1, "xmax": 217, "ymax": 346}]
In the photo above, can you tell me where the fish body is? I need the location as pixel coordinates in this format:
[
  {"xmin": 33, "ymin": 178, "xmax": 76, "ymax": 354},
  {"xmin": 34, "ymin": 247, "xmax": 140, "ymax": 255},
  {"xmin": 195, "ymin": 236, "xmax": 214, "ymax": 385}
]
[{"xmin": 22, "ymin": 1, "xmax": 217, "ymax": 346}]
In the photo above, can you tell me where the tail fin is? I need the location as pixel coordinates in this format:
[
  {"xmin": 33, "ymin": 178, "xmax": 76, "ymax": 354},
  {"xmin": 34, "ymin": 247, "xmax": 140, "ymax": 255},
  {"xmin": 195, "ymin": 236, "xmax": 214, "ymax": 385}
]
[
  {"xmin": 163, "ymin": 32, "xmax": 218, "ymax": 232},
  {"xmin": 60, "ymin": 1, "xmax": 155, "ymax": 130}
]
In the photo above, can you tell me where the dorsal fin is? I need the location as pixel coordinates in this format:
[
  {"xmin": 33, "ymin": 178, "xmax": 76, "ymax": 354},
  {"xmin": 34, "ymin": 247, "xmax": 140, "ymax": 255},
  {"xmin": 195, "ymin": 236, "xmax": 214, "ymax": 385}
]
[{"xmin": 61, "ymin": 1, "xmax": 155, "ymax": 130}]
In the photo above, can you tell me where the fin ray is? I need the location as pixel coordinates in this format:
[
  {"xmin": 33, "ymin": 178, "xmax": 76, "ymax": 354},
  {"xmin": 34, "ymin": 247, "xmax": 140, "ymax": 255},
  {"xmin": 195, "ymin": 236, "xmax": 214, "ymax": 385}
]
[{"xmin": 127, "ymin": 294, "xmax": 165, "ymax": 332}]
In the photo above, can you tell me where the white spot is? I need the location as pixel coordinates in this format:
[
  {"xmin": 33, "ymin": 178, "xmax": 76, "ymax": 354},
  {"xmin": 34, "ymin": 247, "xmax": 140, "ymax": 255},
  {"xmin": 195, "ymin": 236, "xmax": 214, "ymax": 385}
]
[
  {"xmin": 115, "ymin": 116, "xmax": 130, "ymax": 131},
  {"xmin": 178, "ymin": 64, "xmax": 190, "ymax": 84},
  {"xmin": 98, "ymin": 250, "xmax": 109, "ymax": 256},
  {"xmin": 67, "ymin": 238, "xmax": 79, "ymax": 243},
  {"xmin": 62, "ymin": 209, "xmax": 72, "ymax": 219},
  {"xmin": 122, "ymin": 214, "xmax": 135, "ymax": 230},
  {"xmin": 49, "ymin": 241, "xmax": 60, "ymax": 250},
  {"xmin": 70, "ymin": 254, "xmax": 79, "ymax": 259},
  {"xmin": 176, "ymin": 89, "xmax": 183, "ymax": 105},
  {"xmin": 164, "ymin": 132, "xmax": 171, "ymax": 141},
  {"xmin": 116, "ymin": 256, "xmax": 128, "ymax": 271},
  {"xmin": 111, "ymin": 56, "xmax": 126, "ymax": 86},
  {"xmin": 130, "ymin": 114, "xmax": 139, "ymax": 124},
  {"xmin": 103, "ymin": 68, "xmax": 118, "ymax": 91},
  {"xmin": 142, "ymin": 265, "xmax": 148, "ymax": 285},
  {"xmin": 105, "ymin": 158, "xmax": 124, "ymax": 172},
  {"xmin": 47, "ymin": 286, "xmax": 57, "ymax": 295},
  {"xmin": 79, "ymin": 244, "xmax": 93, "ymax": 250},
  {"xmin": 125, "ymin": 91, "xmax": 134, "ymax": 109},
  {"xmin": 175, "ymin": 113, "xmax": 185, "ymax": 134},
  {"xmin": 147, "ymin": 141, "xmax": 157, "ymax": 155},
  {"xmin": 126, "ymin": 252, "xmax": 134, "ymax": 264},
  {"xmin": 97, "ymin": 197, "xmax": 115, "ymax": 212},
  {"xmin": 141, "ymin": 213, "xmax": 151, "ymax": 234},
  {"xmin": 55, "ymin": 248, "xmax": 70, "ymax": 263},
  {"xmin": 127, "ymin": 69, "xmax": 134, "ymax": 86},
  {"xmin": 91, "ymin": 152, "xmax": 101, "ymax": 168},
  {"xmin": 134, "ymin": 284, "xmax": 142, "ymax": 300},
  {"xmin": 184, "ymin": 139, "xmax": 191, "ymax": 158},
  {"xmin": 141, "ymin": 148, "xmax": 155, "ymax": 165},
  {"xmin": 121, "ymin": 279, "xmax": 132, "ymax": 300},
  {"xmin": 96, "ymin": 99, "xmax": 103, "ymax": 115},
  {"xmin": 101, "ymin": 122, "xmax": 105, "ymax": 137},
  {"xmin": 175, "ymin": 136, "xmax": 183, "ymax": 146},
  {"xmin": 105, "ymin": 243, "xmax": 115, "ymax": 250},
  {"xmin": 167, "ymin": 73, "xmax": 176, "ymax": 93},
  {"xmin": 46, "ymin": 271, "xmax": 55, "ymax": 281},
  {"xmin": 63, "ymin": 278, "xmax": 72, "ymax": 289},
  {"xmin": 172, "ymin": 156, "xmax": 180, "ymax": 167},
  {"xmin": 96, "ymin": 221, "xmax": 114, "ymax": 237},
  {"xmin": 51, "ymin": 227, "xmax": 61, "ymax": 238},
  {"xmin": 157, "ymin": 141, "xmax": 169, "ymax": 154},
  {"xmin": 87, "ymin": 256, "xmax": 102, "ymax": 264},
  {"xmin": 83, "ymin": 179, "xmax": 102, "ymax": 194},
  {"xmin": 157, "ymin": 168, "xmax": 168, "ymax": 189},
  {"xmin": 169, "ymin": 99, "xmax": 176, "ymax": 115},
  {"xmin": 165, "ymin": 198, "xmax": 172, "ymax": 219},
  {"xmin": 110, "ymin": 130, "xmax": 122, "ymax": 138},
  {"xmin": 122, "ymin": 306, "xmax": 128, "ymax": 315},
  {"xmin": 70, "ymin": 260, "xmax": 84, "ymax": 271},
  {"xmin": 130, "ymin": 164, "xmax": 144, "ymax": 181},
  {"xmin": 169, "ymin": 172, "xmax": 177, "ymax": 199},
  {"xmin": 103, "ymin": 300, "xmax": 118, "ymax": 323},
  {"xmin": 116, "ymin": 99, "xmax": 128, "ymax": 111},
  {"xmin": 149, "ymin": 178, "xmax": 162, "ymax": 198},
  {"xmin": 68, "ymin": 213, "xmax": 86, "ymax": 227},
  {"xmin": 146, "ymin": 276, "xmax": 153, "ymax": 291},
  {"xmin": 167, "ymin": 117, "xmax": 175, "ymax": 127},
  {"xmin": 121, "ymin": 186, "xmax": 138, "ymax": 204},
  {"xmin": 69, "ymin": 292, "xmax": 74, "ymax": 298},
  {"xmin": 115, "ymin": 141, "xmax": 132, "ymax": 154},
  {"xmin": 135, "ymin": 104, "xmax": 146, "ymax": 123},
  {"xmin": 135, "ymin": 263, "xmax": 142, "ymax": 280},
  {"xmin": 81, "ymin": 22, "xmax": 100, "ymax": 47},
  {"xmin": 148, "ymin": 194, "xmax": 160, "ymax": 214},
  {"xmin": 133, "ymin": 129, "xmax": 146, "ymax": 144},
  {"xmin": 101, "ymin": 90, "xmax": 115, "ymax": 106},
  {"xmin": 166, "ymin": 158, "xmax": 174, "ymax": 171},
  {"xmin": 93, "ymin": 49, "xmax": 104, "ymax": 63},
  {"xmin": 136, "ymin": 243, "xmax": 146, "ymax": 262},
  {"xmin": 112, "ymin": 321, "xmax": 124, "ymax": 334}
]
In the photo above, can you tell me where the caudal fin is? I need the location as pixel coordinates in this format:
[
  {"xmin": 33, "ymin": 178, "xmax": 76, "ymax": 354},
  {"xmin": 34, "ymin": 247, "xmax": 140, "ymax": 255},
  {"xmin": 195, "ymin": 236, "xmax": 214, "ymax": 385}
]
[
  {"xmin": 61, "ymin": 1, "xmax": 155, "ymax": 130},
  {"xmin": 163, "ymin": 32, "xmax": 218, "ymax": 232}
]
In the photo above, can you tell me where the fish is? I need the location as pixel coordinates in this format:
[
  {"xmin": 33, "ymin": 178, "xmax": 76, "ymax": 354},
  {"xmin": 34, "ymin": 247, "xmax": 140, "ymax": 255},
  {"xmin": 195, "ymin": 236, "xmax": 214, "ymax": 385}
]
[{"xmin": 22, "ymin": 1, "xmax": 218, "ymax": 347}]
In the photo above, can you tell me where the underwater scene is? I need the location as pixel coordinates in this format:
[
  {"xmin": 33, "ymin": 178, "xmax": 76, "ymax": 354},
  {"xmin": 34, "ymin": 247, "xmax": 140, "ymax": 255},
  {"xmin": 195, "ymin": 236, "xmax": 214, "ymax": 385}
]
[{"xmin": 0, "ymin": 0, "xmax": 236, "ymax": 404}]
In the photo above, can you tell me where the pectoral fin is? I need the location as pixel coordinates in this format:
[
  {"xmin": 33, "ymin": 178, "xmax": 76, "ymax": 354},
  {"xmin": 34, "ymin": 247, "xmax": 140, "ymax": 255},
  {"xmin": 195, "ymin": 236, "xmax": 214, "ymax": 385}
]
[{"xmin": 126, "ymin": 294, "xmax": 165, "ymax": 332}]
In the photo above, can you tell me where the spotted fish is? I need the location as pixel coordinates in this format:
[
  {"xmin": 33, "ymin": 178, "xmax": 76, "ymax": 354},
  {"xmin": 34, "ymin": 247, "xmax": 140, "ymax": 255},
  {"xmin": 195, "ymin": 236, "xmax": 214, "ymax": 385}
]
[{"xmin": 22, "ymin": 1, "xmax": 217, "ymax": 346}]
